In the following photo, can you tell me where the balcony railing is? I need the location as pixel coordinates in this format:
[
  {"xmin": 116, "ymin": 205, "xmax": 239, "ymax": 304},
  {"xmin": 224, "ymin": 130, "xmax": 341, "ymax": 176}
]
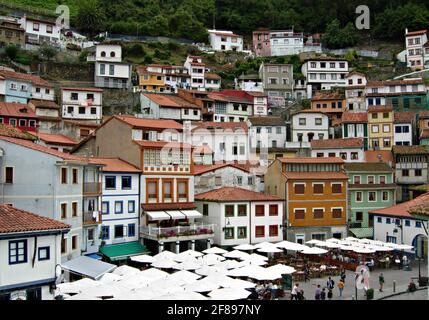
[
  {"xmin": 83, "ymin": 211, "xmax": 102, "ymax": 225},
  {"xmin": 83, "ymin": 182, "xmax": 102, "ymax": 195},
  {"xmin": 140, "ymin": 224, "xmax": 215, "ymax": 240}
]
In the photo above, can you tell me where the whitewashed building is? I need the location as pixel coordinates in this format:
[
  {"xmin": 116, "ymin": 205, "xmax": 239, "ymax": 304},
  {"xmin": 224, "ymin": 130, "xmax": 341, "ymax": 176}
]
[
  {"xmin": 18, "ymin": 16, "xmax": 61, "ymax": 47},
  {"xmin": 394, "ymin": 112, "xmax": 415, "ymax": 146},
  {"xmin": 288, "ymin": 110, "xmax": 329, "ymax": 148},
  {"xmin": 195, "ymin": 187, "xmax": 284, "ymax": 247},
  {"xmin": 345, "ymin": 71, "xmax": 367, "ymax": 112},
  {"xmin": 311, "ymin": 138, "xmax": 365, "ymax": 162},
  {"xmin": 208, "ymin": 29, "xmax": 244, "ymax": 52},
  {"xmin": 61, "ymin": 88, "xmax": 103, "ymax": 123},
  {"xmin": 404, "ymin": 29, "xmax": 429, "ymax": 70},
  {"xmin": 247, "ymin": 116, "xmax": 287, "ymax": 150},
  {"xmin": 184, "ymin": 56, "xmax": 206, "ymax": 90},
  {"xmin": 0, "ymin": 205, "xmax": 70, "ymax": 300}
]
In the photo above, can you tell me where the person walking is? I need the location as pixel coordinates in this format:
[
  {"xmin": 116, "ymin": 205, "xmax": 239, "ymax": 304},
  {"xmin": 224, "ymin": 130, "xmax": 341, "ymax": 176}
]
[
  {"xmin": 320, "ymin": 288, "xmax": 326, "ymax": 300},
  {"xmin": 327, "ymin": 277, "xmax": 335, "ymax": 290},
  {"xmin": 379, "ymin": 273, "xmax": 385, "ymax": 292},
  {"xmin": 271, "ymin": 283, "xmax": 278, "ymax": 300},
  {"xmin": 340, "ymin": 268, "xmax": 346, "ymax": 282},
  {"xmin": 337, "ymin": 279, "xmax": 345, "ymax": 298},
  {"xmin": 304, "ymin": 265, "xmax": 310, "ymax": 282},
  {"xmin": 291, "ymin": 283, "xmax": 299, "ymax": 300},
  {"xmin": 314, "ymin": 284, "xmax": 321, "ymax": 300}
]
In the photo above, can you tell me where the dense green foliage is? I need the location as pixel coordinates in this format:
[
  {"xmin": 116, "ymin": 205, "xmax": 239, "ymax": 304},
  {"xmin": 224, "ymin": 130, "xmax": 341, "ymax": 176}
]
[{"xmin": 3, "ymin": 0, "xmax": 429, "ymax": 46}]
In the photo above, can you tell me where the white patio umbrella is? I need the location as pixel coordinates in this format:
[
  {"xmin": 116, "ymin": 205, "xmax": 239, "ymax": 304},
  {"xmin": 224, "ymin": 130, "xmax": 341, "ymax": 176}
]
[
  {"xmin": 339, "ymin": 245, "xmax": 353, "ymax": 251},
  {"xmin": 180, "ymin": 249, "xmax": 205, "ymax": 257},
  {"xmin": 344, "ymin": 237, "xmax": 359, "ymax": 242},
  {"xmin": 266, "ymin": 264, "xmax": 296, "ymax": 275},
  {"xmin": 366, "ymin": 245, "xmax": 394, "ymax": 252},
  {"xmin": 223, "ymin": 250, "xmax": 250, "ymax": 260},
  {"xmin": 357, "ymin": 238, "xmax": 372, "ymax": 244},
  {"xmin": 305, "ymin": 239, "xmax": 323, "ymax": 245},
  {"xmin": 208, "ymin": 288, "xmax": 251, "ymax": 300},
  {"xmin": 203, "ymin": 273, "xmax": 235, "ymax": 287},
  {"xmin": 253, "ymin": 241, "xmax": 276, "ymax": 249},
  {"xmin": 351, "ymin": 247, "xmax": 376, "ymax": 254},
  {"xmin": 214, "ymin": 259, "xmax": 242, "ymax": 270},
  {"xmin": 315, "ymin": 241, "xmax": 342, "ymax": 249},
  {"xmin": 130, "ymin": 254, "xmax": 155, "ymax": 264},
  {"xmin": 175, "ymin": 259, "xmax": 202, "ymax": 271},
  {"xmin": 203, "ymin": 247, "xmax": 228, "ymax": 255},
  {"xmin": 168, "ymin": 270, "xmax": 202, "ymax": 284},
  {"xmin": 198, "ymin": 253, "xmax": 226, "ymax": 266},
  {"xmin": 61, "ymin": 278, "xmax": 99, "ymax": 293},
  {"xmin": 140, "ymin": 268, "xmax": 170, "ymax": 280},
  {"xmin": 227, "ymin": 266, "xmax": 252, "ymax": 278},
  {"xmin": 243, "ymin": 253, "xmax": 269, "ymax": 261},
  {"xmin": 326, "ymin": 238, "xmax": 341, "ymax": 243},
  {"xmin": 184, "ymin": 279, "xmax": 221, "ymax": 293},
  {"xmin": 368, "ymin": 240, "xmax": 385, "ymax": 246},
  {"xmin": 98, "ymin": 272, "xmax": 122, "ymax": 285},
  {"xmin": 246, "ymin": 266, "xmax": 282, "ymax": 281},
  {"xmin": 80, "ymin": 284, "xmax": 117, "ymax": 298},
  {"xmin": 65, "ymin": 293, "xmax": 102, "ymax": 300},
  {"xmin": 233, "ymin": 244, "xmax": 256, "ymax": 251},
  {"xmin": 151, "ymin": 258, "xmax": 179, "ymax": 269},
  {"xmin": 148, "ymin": 278, "xmax": 186, "ymax": 295},
  {"xmin": 57, "ymin": 282, "xmax": 82, "ymax": 295},
  {"xmin": 194, "ymin": 265, "xmax": 229, "ymax": 276},
  {"xmin": 393, "ymin": 244, "xmax": 414, "ymax": 250},
  {"xmin": 301, "ymin": 247, "xmax": 328, "ymax": 255},
  {"xmin": 275, "ymin": 241, "xmax": 308, "ymax": 251},
  {"xmin": 153, "ymin": 250, "xmax": 177, "ymax": 260},
  {"xmin": 222, "ymin": 278, "xmax": 256, "ymax": 289},
  {"xmin": 157, "ymin": 291, "xmax": 208, "ymax": 300},
  {"xmin": 257, "ymin": 246, "xmax": 283, "ymax": 253},
  {"xmin": 112, "ymin": 265, "xmax": 140, "ymax": 277}
]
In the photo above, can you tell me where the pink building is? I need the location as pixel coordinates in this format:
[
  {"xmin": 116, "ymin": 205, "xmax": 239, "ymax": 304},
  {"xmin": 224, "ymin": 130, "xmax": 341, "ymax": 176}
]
[{"xmin": 253, "ymin": 29, "xmax": 271, "ymax": 57}]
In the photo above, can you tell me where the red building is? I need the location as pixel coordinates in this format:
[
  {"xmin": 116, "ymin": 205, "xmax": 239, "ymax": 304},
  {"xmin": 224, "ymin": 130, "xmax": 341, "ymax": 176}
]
[{"xmin": 0, "ymin": 102, "xmax": 38, "ymax": 132}]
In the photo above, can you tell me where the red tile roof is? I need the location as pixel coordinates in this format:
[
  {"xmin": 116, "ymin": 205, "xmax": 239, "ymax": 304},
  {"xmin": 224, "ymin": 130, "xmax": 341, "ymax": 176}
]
[
  {"xmin": 0, "ymin": 70, "xmax": 52, "ymax": 87},
  {"xmin": 0, "ymin": 204, "xmax": 70, "ymax": 234},
  {"xmin": 205, "ymin": 73, "xmax": 221, "ymax": 80},
  {"xmin": 419, "ymin": 111, "xmax": 429, "ymax": 119},
  {"xmin": 37, "ymin": 133, "xmax": 77, "ymax": 146},
  {"xmin": 87, "ymin": 157, "xmax": 141, "ymax": 172},
  {"xmin": 283, "ymin": 171, "xmax": 349, "ymax": 180},
  {"xmin": 0, "ymin": 124, "xmax": 36, "ymax": 140},
  {"xmin": 115, "ymin": 115, "xmax": 183, "ymax": 130},
  {"xmin": 62, "ymin": 87, "xmax": 104, "ymax": 92},
  {"xmin": 193, "ymin": 163, "xmax": 250, "ymax": 175},
  {"xmin": 0, "ymin": 136, "xmax": 84, "ymax": 161},
  {"xmin": 134, "ymin": 140, "xmax": 193, "ymax": 149},
  {"xmin": 195, "ymin": 187, "xmax": 283, "ymax": 202},
  {"xmin": 28, "ymin": 99, "xmax": 59, "ymax": 109},
  {"xmin": 406, "ymin": 30, "xmax": 427, "ymax": 36},
  {"xmin": 279, "ymin": 157, "xmax": 344, "ymax": 164},
  {"xmin": 341, "ymin": 112, "xmax": 368, "ymax": 123},
  {"xmin": 394, "ymin": 112, "xmax": 415, "ymax": 123},
  {"xmin": 370, "ymin": 192, "xmax": 429, "ymax": 218},
  {"xmin": 311, "ymin": 91, "xmax": 345, "ymax": 101},
  {"xmin": 0, "ymin": 102, "xmax": 37, "ymax": 118},
  {"xmin": 368, "ymin": 105, "xmax": 393, "ymax": 113},
  {"xmin": 141, "ymin": 202, "xmax": 196, "ymax": 211},
  {"xmin": 311, "ymin": 138, "xmax": 363, "ymax": 149},
  {"xmin": 364, "ymin": 151, "xmax": 393, "ymax": 164},
  {"xmin": 392, "ymin": 145, "xmax": 429, "ymax": 155},
  {"xmin": 143, "ymin": 94, "xmax": 201, "ymax": 109}
]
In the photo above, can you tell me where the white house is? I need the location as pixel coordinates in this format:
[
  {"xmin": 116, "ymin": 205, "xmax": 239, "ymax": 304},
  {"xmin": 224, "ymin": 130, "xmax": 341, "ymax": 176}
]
[
  {"xmin": 369, "ymin": 193, "xmax": 429, "ymax": 256},
  {"xmin": 195, "ymin": 187, "xmax": 284, "ymax": 246},
  {"xmin": 247, "ymin": 116, "xmax": 287, "ymax": 150},
  {"xmin": 394, "ymin": 112, "xmax": 415, "ymax": 146},
  {"xmin": 208, "ymin": 29, "xmax": 244, "ymax": 52},
  {"xmin": 90, "ymin": 158, "xmax": 141, "ymax": 250},
  {"xmin": 61, "ymin": 87, "xmax": 103, "ymax": 123},
  {"xmin": 234, "ymin": 74, "xmax": 264, "ymax": 93},
  {"xmin": 184, "ymin": 56, "xmax": 206, "ymax": 90},
  {"xmin": 288, "ymin": 110, "xmax": 329, "ymax": 148},
  {"xmin": 208, "ymin": 92, "xmax": 253, "ymax": 123},
  {"xmin": 311, "ymin": 138, "xmax": 365, "ymax": 162},
  {"xmin": 404, "ymin": 29, "xmax": 429, "ymax": 70},
  {"xmin": 18, "ymin": 16, "xmax": 61, "ymax": 47},
  {"xmin": 0, "ymin": 204, "xmax": 70, "ymax": 300},
  {"xmin": 301, "ymin": 58, "xmax": 349, "ymax": 98},
  {"xmin": 36, "ymin": 133, "xmax": 77, "ymax": 153},
  {"xmin": 345, "ymin": 71, "xmax": 367, "ymax": 112}
]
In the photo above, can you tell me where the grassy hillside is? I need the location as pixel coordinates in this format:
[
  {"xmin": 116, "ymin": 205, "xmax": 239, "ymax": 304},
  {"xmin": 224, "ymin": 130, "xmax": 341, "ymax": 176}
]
[{"xmin": 0, "ymin": 0, "xmax": 79, "ymax": 16}]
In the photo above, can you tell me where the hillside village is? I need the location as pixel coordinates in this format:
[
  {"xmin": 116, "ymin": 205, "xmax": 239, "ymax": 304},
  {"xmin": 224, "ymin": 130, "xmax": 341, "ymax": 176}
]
[{"xmin": 0, "ymin": 2, "xmax": 428, "ymax": 302}]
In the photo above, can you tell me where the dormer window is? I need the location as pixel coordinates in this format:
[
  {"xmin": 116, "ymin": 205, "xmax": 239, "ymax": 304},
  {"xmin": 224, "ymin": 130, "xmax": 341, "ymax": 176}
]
[{"xmin": 110, "ymin": 51, "xmax": 115, "ymax": 57}]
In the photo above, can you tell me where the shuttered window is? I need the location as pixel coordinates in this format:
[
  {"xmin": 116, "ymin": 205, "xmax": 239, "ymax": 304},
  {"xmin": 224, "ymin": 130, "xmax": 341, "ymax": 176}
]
[
  {"xmin": 255, "ymin": 226, "xmax": 265, "ymax": 238},
  {"xmin": 294, "ymin": 184, "xmax": 305, "ymax": 194},
  {"xmin": 294, "ymin": 209, "xmax": 305, "ymax": 220},
  {"xmin": 332, "ymin": 183, "xmax": 342, "ymax": 194},
  {"xmin": 332, "ymin": 208, "xmax": 342, "ymax": 219},
  {"xmin": 313, "ymin": 183, "xmax": 324, "ymax": 194},
  {"xmin": 255, "ymin": 205, "xmax": 265, "ymax": 216},
  {"xmin": 269, "ymin": 225, "xmax": 278, "ymax": 237},
  {"xmin": 313, "ymin": 208, "xmax": 324, "ymax": 219},
  {"xmin": 269, "ymin": 205, "xmax": 278, "ymax": 216}
]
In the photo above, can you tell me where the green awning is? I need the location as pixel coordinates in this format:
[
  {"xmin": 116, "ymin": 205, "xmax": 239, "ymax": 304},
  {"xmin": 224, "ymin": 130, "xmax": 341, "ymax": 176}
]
[
  {"xmin": 100, "ymin": 242, "xmax": 150, "ymax": 261},
  {"xmin": 349, "ymin": 227, "xmax": 374, "ymax": 239}
]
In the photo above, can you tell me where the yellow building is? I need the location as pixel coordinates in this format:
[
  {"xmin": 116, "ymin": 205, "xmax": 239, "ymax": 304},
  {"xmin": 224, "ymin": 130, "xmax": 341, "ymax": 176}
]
[
  {"xmin": 136, "ymin": 65, "xmax": 167, "ymax": 92},
  {"xmin": 367, "ymin": 105, "xmax": 394, "ymax": 151}
]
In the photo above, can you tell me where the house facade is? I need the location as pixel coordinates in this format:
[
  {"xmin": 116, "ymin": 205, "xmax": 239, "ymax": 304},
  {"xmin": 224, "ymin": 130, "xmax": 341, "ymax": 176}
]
[
  {"xmin": 394, "ymin": 112, "xmax": 415, "ymax": 146},
  {"xmin": 208, "ymin": 30, "xmax": 244, "ymax": 52},
  {"xmin": 27, "ymin": 100, "xmax": 61, "ymax": 131},
  {"xmin": 341, "ymin": 112, "xmax": 369, "ymax": 150},
  {"xmin": 289, "ymin": 110, "xmax": 329, "ymax": 149},
  {"xmin": 195, "ymin": 187, "xmax": 284, "ymax": 247},
  {"xmin": 136, "ymin": 65, "xmax": 191, "ymax": 93},
  {"xmin": 0, "ymin": 18, "xmax": 25, "ymax": 47},
  {"xmin": 18, "ymin": 16, "xmax": 61, "ymax": 47},
  {"xmin": 61, "ymin": 88, "xmax": 103, "ymax": 123},
  {"xmin": 259, "ymin": 63, "xmax": 294, "ymax": 99},
  {"xmin": 0, "ymin": 102, "xmax": 38, "ymax": 133},
  {"xmin": 345, "ymin": 71, "xmax": 367, "ymax": 112},
  {"xmin": 367, "ymin": 106, "xmax": 394, "ymax": 151},
  {"xmin": 404, "ymin": 29, "xmax": 429, "ymax": 70},
  {"xmin": 248, "ymin": 116, "xmax": 287, "ymax": 151},
  {"xmin": 311, "ymin": 138, "xmax": 365, "ymax": 162}
]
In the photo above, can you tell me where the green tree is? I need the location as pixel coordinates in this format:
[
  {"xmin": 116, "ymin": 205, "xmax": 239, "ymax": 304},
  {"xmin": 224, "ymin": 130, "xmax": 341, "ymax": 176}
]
[
  {"xmin": 5, "ymin": 44, "xmax": 18, "ymax": 60},
  {"xmin": 38, "ymin": 44, "xmax": 57, "ymax": 61},
  {"xmin": 75, "ymin": 0, "xmax": 106, "ymax": 37}
]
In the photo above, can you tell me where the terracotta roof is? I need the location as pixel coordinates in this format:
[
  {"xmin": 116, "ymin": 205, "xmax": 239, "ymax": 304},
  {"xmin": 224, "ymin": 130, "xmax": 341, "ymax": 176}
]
[
  {"xmin": 0, "ymin": 136, "xmax": 85, "ymax": 161},
  {"xmin": 246, "ymin": 91, "xmax": 267, "ymax": 97},
  {"xmin": 392, "ymin": 145, "xmax": 429, "ymax": 155},
  {"xmin": 0, "ymin": 124, "xmax": 36, "ymax": 140},
  {"xmin": 370, "ymin": 192, "xmax": 429, "ymax": 218},
  {"xmin": 0, "ymin": 204, "xmax": 70, "ymax": 234},
  {"xmin": 115, "ymin": 115, "xmax": 183, "ymax": 130},
  {"xmin": 344, "ymin": 162, "xmax": 393, "ymax": 172},
  {"xmin": 248, "ymin": 116, "xmax": 286, "ymax": 126},
  {"xmin": 195, "ymin": 187, "xmax": 283, "ymax": 202},
  {"xmin": 28, "ymin": 99, "xmax": 59, "ymax": 109},
  {"xmin": 291, "ymin": 109, "xmax": 328, "ymax": 115},
  {"xmin": 141, "ymin": 202, "xmax": 196, "ymax": 211},
  {"xmin": 209, "ymin": 30, "xmax": 241, "ymax": 38},
  {"xmin": 341, "ymin": 112, "xmax": 368, "ymax": 123},
  {"xmin": 346, "ymin": 71, "xmax": 366, "ymax": 77},
  {"xmin": 311, "ymin": 91, "xmax": 345, "ymax": 101},
  {"xmin": 134, "ymin": 140, "xmax": 192, "ymax": 149},
  {"xmin": 366, "ymin": 80, "xmax": 384, "ymax": 87},
  {"xmin": 62, "ymin": 87, "xmax": 103, "ymax": 92},
  {"xmin": 193, "ymin": 145, "xmax": 213, "ymax": 155},
  {"xmin": 419, "ymin": 111, "xmax": 429, "ymax": 119},
  {"xmin": 191, "ymin": 121, "xmax": 248, "ymax": 133},
  {"xmin": 311, "ymin": 138, "xmax": 363, "ymax": 149},
  {"xmin": 364, "ymin": 151, "xmax": 393, "ymax": 164},
  {"xmin": 87, "ymin": 157, "xmax": 141, "ymax": 172},
  {"xmin": 143, "ymin": 94, "xmax": 201, "ymax": 109},
  {"xmin": 420, "ymin": 128, "xmax": 429, "ymax": 139},
  {"xmin": 384, "ymin": 79, "xmax": 424, "ymax": 86},
  {"xmin": 394, "ymin": 112, "xmax": 415, "ymax": 123},
  {"xmin": 367, "ymin": 105, "xmax": 393, "ymax": 113},
  {"xmin": 0, "ymin": 102, "xmax": 37, "ymax": 118},
  {"xmin": 37, "ymin": 133, "xmax": 77, "ymax": 146},
  {"xmin": 191, "ymin": 62, "xmax": 206, "ymax": 66},
  {"xmin": 205, "ymin": 73, "xmax": 221, "ymax": 80},
  {"xmin": 193, "ymin": 163, "xmax": 250, "ymax": 175},
  {"xmin": 406, "ymin": 30, "xmax": 427, "ymax": 36},
  {"xmin": 282, "ymin": 171, "xmax": 349, "ymax": 180},
  {"xmin": 279, "ymin": 157, "xmax": 344, "ymax": 164},
  {"xmin": 0, "ymin": 70, "xmax": 52, "ymax": 87}
]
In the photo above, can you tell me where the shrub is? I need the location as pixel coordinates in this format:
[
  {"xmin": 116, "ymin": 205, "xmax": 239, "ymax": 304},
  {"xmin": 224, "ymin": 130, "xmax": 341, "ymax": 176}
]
[{"xmin": 5, "ymin": 44, "xmax": 18, "ymax": 60}]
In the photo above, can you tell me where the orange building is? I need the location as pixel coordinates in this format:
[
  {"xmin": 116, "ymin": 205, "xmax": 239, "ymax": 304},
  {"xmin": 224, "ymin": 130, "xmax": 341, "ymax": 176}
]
[
  {"xmin": 311, "ymin": 91, "xmax": 346, "ymax": 126},
  {"xmin": 265, "ymin": 157, "xmax": 349, "ymax": 243}
]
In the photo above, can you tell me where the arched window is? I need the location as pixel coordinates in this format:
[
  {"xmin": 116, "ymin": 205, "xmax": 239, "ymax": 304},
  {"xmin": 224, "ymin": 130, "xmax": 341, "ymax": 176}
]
[
  {"xmin": 101, "ymin": 51, "xmax": 106, "ymax": 57},
  {"xmin": 110, "ymin": 51, "xmax": 116, "ymax": 57}
]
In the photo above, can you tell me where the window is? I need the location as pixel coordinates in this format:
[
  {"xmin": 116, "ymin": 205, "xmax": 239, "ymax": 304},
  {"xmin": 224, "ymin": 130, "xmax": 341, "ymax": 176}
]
[
  {"xmin": 237, "ymin": 227, "xmax": 247, "ymax": 239},
  {"xmin": 225, "ymin": 205, "xmax": 234, "ymax": 217},
  {"xmin": 299, "ymin": 118, "xmax": 306, "ymax": 125},
  {"xmin": 269, "ymin": 205, "xmax": 278, "ymax": 216},
  {"xmin": 71, "ymin": 235, "xmax": 78, "ymax": 250},
  {"xmin": 255, "ymin": 226, "xmax": 265, "ymax": 238},
  {"xmin": 70, "ymin": 168, "xmax": 78, "ymax": 184},
  {"xmin": 356, "ymin": 192, "xmax": 362, "ymax": 202},
  {"xmin": 415, "ymin": 169, "xmax": 422, "ymax": 177},
  {"xmin": 29, "ymin": 120, "xmax": 36, "ymax": 127},
  {"xmin": 72, "ymin": 202, "xmax": 77, "ymax": 217},
  {"xmin": 386, "ymin": 235, "xmax": 396, "ymax": 243},
  {"xmin": 38, "ymin": 247, "xmax": 50, "ymax": 261},
  {"xmin": 46, "ymin": 24, "xmax": 53, "ymax": 33},
  {"xmin": 255, "ymin": 205, "xmax": 265, "ymax": 216},
  {"xmin": 238, "ymin": 204, "xmax": 247, "ymax": 216},
  {"xmin": 368, "ymin": 191, "xmax": 376, "ymax": 202},
  {"xmin": 313, "ymin": 183, "xmax": 324, "ymax": 194},
  {"xmin": 102, "ymin": 201, "xmax": 109, "ymax": 214},
  {"xmin": 356, "ymin": 212, "xmax": 363, "ymax": 222},
  {"xmin": 101, "ymin": 226, "xmax": 109, "ymax": 240},
  {"xmin": 224, "ymin": 227, "xmax": 234, "ymax": 240},
  {"xmin": 354, "ymin": 176, "xmax": 361, "ymax": 184},
  {"xmin": 215, "ymin": 176, "xmax": 222, "ymax": 186},
  {"xmin": 383, "ymin": 138, "xmax": 390, "ymax": 148},
  {"xmin": 315, "ymin": 118, "xmax": 322, "ymax": 125},
  {"xmin": 109, "ymin": 65, "xmax": 114, "ymax": 76},
  {"xmin": 78, "ymin": 107, "xmax": 85, "ymax": 114},
  {"xmin": 383, "ymin": 125, "xmax": 390, "ymax": 133},
  {"xmin": 332, "ymin": 208, "xmax": 342, "ymax": 219},
  {"xmin": 313, "ymin": 208, "xmax": 324, "ymax": 219},
  {"xmin": 61, "ymin": 168, "xmax": 68, "ymax": 184},
  {"xmin": 368, "ymin": 176, "xmax": 374, "ymax": 184},
  {"xmin": 178, "ymin": 181, "xmax": 188, "ymax": 199},
  {"xmin": 121, "ymin": 176, "xmax": 132, "ymax": 189},
  {"xmin": 405, "ymin": 220, "xmax": 410, "ymax": 227},
  {"xmin": 371, "ymin": 125, "xmax": 379, "ymax": 133},
  {"xmin": 114, "ymin": 225, "xmax": 124, "ymax": 238},
  {"xmin": 294, "ymin": 209, "xmax": 305, "ymax": 220},
  {"xmin": 416, "ymin": 221, "xmax": 422, "ymax": 228},
  {"xmin": 61, "ymin": 203, "xmax": 67, "ymax": 219},
  {"xmin": 91, "ymin": 108, "xmax": 97, "ymax": 115},
  {"xmin": 115, "ymin": 201, "xmax": 123, "ymax": 214},
  {"xmin": 128, "ymin": 224, "xmax": 136, "ymax": 237},
  {"xmin": 105, "ymin": 176, "xmax": 116, "ymax": 189},
  {"xmin": 377, "ymin": 217, "xmax": 382, "ymax": 223},
  {"xmin": 339, "ymin": 152, "xmax": 347, "ymax": 160},
  {"xmin": 128, "ymin": 201, "xmax": 135, "ymax": 213},
  {"xmin": 19, "ymin": 119, "xmax": 26, "ymax": 127},
  {"xmin": 294, "ymin": 183, "xmax": 305, "ymax": 195},
  {"xmin": 67, "ymin": 106, "xmax": 74, "ymax": 114},
  {"xmin": 402, "ymin": 169, "xmax": 409, "ymax": 177},
  {"xmin": 386, "ymin": 218, "xmax": 391, "ymax": 224},
  {"xmin": 379, "ymin": 176, "xmax": 386, "ymax": 184},
  {"xmin": 203, "ymin": 204, "xmax": 209, "ymax": 216},
  {"xmin": 61, "ymin": 237, "xmax": 67, "ymax": 254},
  {"xmin": 5, "ymin": 167, "xmax": 13, "ymax": 183},
  {"xmin": 9, "ymin": 240, "xmax": 27, "ymax": 264},
  {"xmin": 332, "ymin": 183, "xmax": 342, "ymax": 194},
  {"xmin": 316, "ymin": 153, "xmax": 324, "ymax": 158},
  {"xmin": 33, "ymin": 23, "xmax": 39, "ymax": 31},
  {"xmin": 269, "ymin": 225, "xmax": 278, "ymax": 237}
]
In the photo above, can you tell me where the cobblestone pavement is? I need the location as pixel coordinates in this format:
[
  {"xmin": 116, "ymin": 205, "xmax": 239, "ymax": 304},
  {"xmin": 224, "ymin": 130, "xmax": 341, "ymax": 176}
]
[
  {"xmin": 279, "ymin": 261, "xmax": 428, "ymax": 301},
  {"xmin": 383, "ymin": 289, "xmax": 428, "ymax": 300}
]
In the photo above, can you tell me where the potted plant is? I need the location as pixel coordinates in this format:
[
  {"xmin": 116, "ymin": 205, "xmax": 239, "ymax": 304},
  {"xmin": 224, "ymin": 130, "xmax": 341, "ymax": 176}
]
[{"xmin": 366, "ymin": 288, "xmax": 374, "ymax": 300}]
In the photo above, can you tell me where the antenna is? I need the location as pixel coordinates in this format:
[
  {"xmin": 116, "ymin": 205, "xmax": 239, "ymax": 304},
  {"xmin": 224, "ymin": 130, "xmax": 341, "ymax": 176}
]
[{"xmin": 213, "ymin": 11, "xmax": 216, "ymax": 30}]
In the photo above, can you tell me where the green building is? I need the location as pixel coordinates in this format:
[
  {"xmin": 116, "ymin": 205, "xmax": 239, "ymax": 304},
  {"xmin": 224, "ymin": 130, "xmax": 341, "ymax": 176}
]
[
  {"xmin": 341, "ymin": 112, "xmax": 369, "ymax": 150},
  {"xmin": 345, "ymin": 162, "xmax": 396, "ymax": 238}
]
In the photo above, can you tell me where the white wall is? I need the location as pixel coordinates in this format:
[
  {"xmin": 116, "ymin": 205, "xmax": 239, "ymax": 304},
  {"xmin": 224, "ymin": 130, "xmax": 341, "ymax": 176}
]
[
  {"xmin": 394, "ymin": 124, "xmax": 413, "ymax": 146},
  {"xmin": 291, "ymin": 113, "xmax": 329, "ymax": 142},
  {"xmin": 31, "ymin": 86, "xmax": 55, "ymax": 101},
  {"xmin": 96, "ymin": 62, "xmax": 131, "ymax": 79},
  {"xmin": 250, "ymin": 202, "xmax": 283, "ymax": 244},
  {"xmin": 311, "ymin": 147, "xmax": 364, "ymax": 162},
  {"xmin": 95, "ymin": 44, "xmax": 122, "ymax": 62}
]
